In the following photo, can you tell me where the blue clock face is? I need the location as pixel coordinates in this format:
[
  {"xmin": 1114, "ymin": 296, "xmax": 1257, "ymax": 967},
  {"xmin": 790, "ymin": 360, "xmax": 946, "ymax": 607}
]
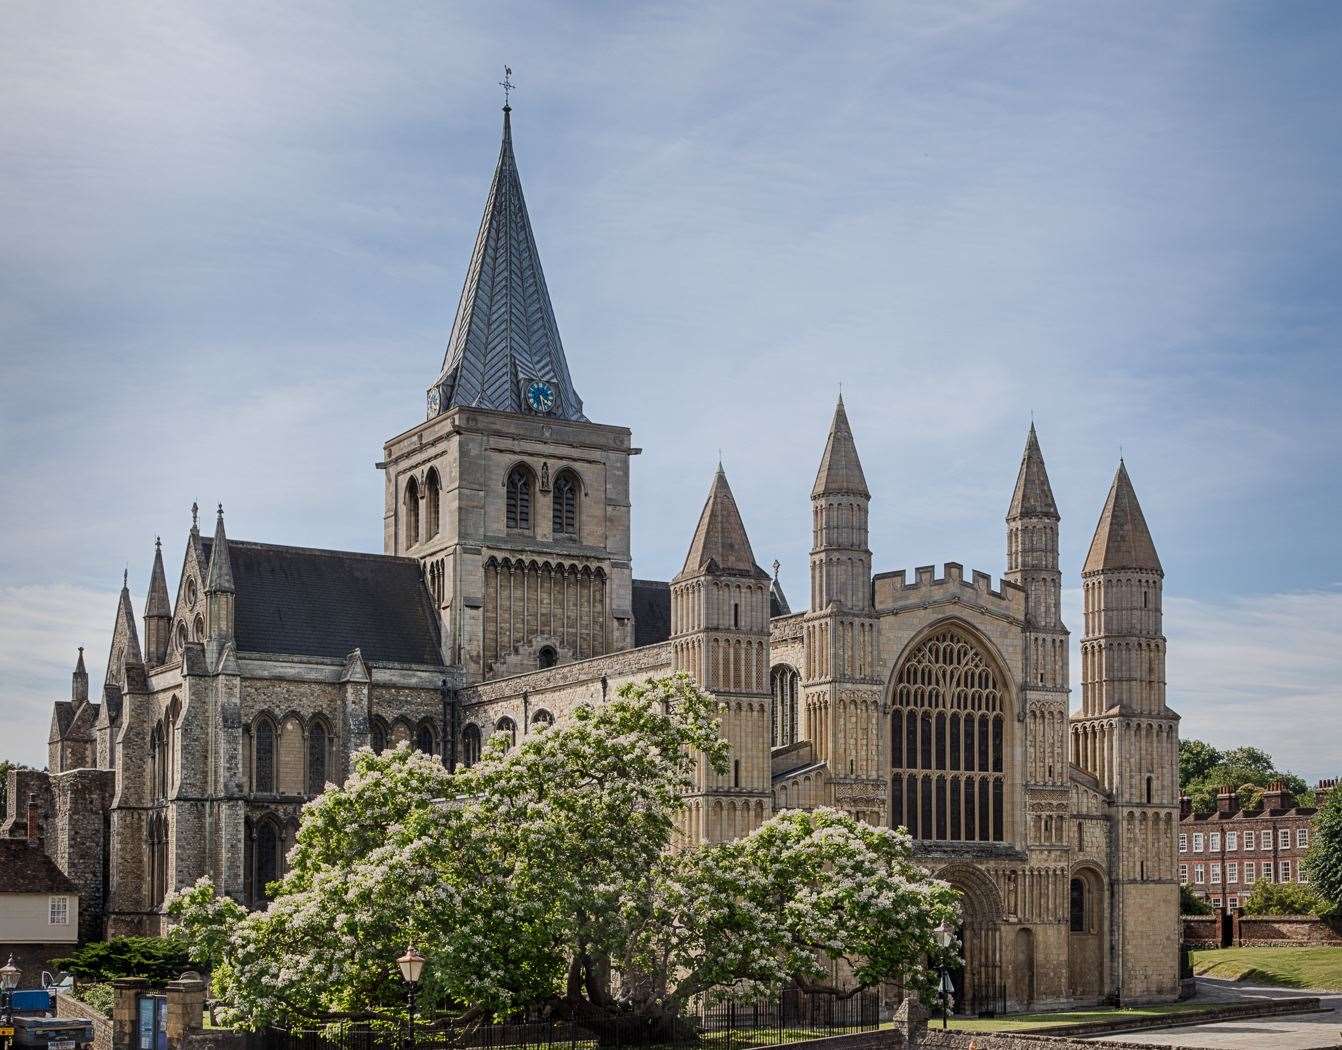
[{"xmin": 525, "ymin": 380, "xmax": 556, "ymax": 414}]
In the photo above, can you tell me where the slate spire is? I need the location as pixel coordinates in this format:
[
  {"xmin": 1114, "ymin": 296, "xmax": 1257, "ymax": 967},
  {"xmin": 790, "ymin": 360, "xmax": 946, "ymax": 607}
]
[
  {"xmin": 1008, "ymin": 423, "xmax": 1059, "ymax": 521},
  {"xmin": 811, "ymin": 395, "xmax": 870, "ymax": 499},
  {"xmin": 428, "ymin": 105, "xmax": 585, "ymax": 421},
  {"xmin": 1083, "ymin": 461, "xmax": 1163, "ymax": 575},
  {"xmin": 72, "ymin": 646, "xmax": 88, "ymax": 704},
  {"xmin": 680, "ymin": 466, "xmax": 765, "ymax": 578},
  {"xmin": 114, "ymin": 572, "xmax": 144, "ymax": 667},
  {"xmin": 145, "ymin": 537, "xmax": 172, "ymax": 617},
  {"xmin": 206, "ymin": 505, "xmax": 235, "ymax": 593}
]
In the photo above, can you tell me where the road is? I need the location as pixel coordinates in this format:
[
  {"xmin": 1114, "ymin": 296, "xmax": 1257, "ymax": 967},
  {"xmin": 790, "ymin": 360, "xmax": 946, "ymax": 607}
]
[{"xmin": 1087, "ymin": 977, "xmax": 1341, "ymax": 1049}]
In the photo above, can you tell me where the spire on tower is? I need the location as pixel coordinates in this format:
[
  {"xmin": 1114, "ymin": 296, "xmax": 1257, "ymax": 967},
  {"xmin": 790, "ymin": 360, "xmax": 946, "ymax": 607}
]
[
  {"xmin": 145, "ymin": 536, "xmax": 172, "ymax": 618},
  {"xmin": 1008, "ymin": 422, "xmax": 1059, "ymax": 521},
  {"xmin": 71, "ymin": 646, "xmax": 89, "ymax": 705},
  {"xmin": 206, "ymin": 505, "xmax": 235, "ymax": 593},
  {"xmin": 811, "ymin": 395, "xmax": 869, "ymax": 499},
  {"xmin": 680, "ymin": 467, "xmax": 766, "ymax": 578},
  {"xmin": 428, "ymin": 102, "xmax": 585, "ymax": 421},
  {"xmin": 1084, "ymin": 461, "xmax": 1162, "ymax": 574}
]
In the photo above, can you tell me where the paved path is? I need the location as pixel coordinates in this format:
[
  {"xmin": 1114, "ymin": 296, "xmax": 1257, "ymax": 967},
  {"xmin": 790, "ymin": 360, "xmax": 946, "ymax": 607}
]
[{"xmin": 1087, "ymin": 978, "xmax": 1342, "ymax": 1048}]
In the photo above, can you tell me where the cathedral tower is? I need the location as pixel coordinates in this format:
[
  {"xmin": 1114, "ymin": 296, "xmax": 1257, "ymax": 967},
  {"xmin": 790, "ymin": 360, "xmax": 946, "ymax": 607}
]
[
  {"xmin": 1073, "ymin": 461, "xmax": 1179, "ymax": 1000},
  {"xmin": 671, "ymin": 467, "xmax": 772, "ymax": 844},
  {"xmin": 1006, "ymin": 425, "xmax": 1070, "ymax": 793},
  {"xmin": 804, "ymin": 398, "xmax": 883, "ymax": 823},
  {"xmin": 381, "ymin": 105, "xmax": 635, "ymax": 680}
]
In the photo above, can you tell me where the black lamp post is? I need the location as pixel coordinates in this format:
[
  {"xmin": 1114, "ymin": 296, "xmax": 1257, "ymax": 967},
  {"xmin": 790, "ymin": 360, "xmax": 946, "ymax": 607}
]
[
  {"xmin": 397, "ymin": 947, "xmax": 425, "ymax": 1050},
  {"xmin": 1, "ymin": 954, "xmax": 20, "ymax": 1050},
  {"xmin": 934, "ymin": 921, "xmax": 954, "ymax": 1030}
]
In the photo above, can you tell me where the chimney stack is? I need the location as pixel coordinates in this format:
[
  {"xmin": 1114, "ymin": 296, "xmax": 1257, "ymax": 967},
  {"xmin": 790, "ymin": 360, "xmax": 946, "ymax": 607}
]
[
  {"xmin": 25, "ymin": 793, "xmax": 40, "ymax": 848},
  {"xmin": 1317, "ymin": 778, "xmax": 1338, "ymax": 809},
  {"xmin": 1216, "ymin": 784, "xmax": 1237, "ymax": 817},
  {"xmin": 1179, "ymin": 795, "xmax": 1192, "ymax": 820},
  {"xmin": 1261, "ymin": 779, "xmax": 1290, "ymax": 813}
]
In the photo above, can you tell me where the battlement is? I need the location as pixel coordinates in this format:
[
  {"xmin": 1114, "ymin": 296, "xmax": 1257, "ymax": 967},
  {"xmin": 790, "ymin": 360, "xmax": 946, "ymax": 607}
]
[{"xmin": 873, "ymin": 562, "xmax": 1023, "ymax": 617}]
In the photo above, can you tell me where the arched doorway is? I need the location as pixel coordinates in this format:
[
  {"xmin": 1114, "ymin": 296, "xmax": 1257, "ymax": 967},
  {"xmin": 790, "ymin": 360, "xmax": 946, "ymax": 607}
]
[
  {"xmin": 1068, "ymin": 866, "xmax": 1106, "ymax": 1002},
  {"xmin": 937, "ymin": 864, "xmax": 1004, "ymax": 1015}
]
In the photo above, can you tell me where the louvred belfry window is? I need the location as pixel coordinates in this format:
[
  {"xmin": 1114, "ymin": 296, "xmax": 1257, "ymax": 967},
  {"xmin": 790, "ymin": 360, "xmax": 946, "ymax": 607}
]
[
  {"xmin": 889, "ymin": 626, "xmax": 1008, "ymax": 843},
  {"xmin": 507, "ymin": 466, "xmax": 532, "ymax": 530},
  {"xmin": 552, "ymin": 471, "xmax": 578, "ymax": 536}
]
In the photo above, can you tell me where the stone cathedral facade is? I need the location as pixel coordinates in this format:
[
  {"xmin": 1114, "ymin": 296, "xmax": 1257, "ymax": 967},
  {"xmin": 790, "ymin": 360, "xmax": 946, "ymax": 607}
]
[{"xmin": 15, "ymin": 105, "xmax": 1180, "ymax": 1012}]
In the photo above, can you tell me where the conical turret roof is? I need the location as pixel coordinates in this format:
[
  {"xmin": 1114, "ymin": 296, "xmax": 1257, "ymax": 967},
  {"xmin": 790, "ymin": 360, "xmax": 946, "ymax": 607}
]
[
  {"xmin": 206, "ymin": 506, "xmax": 235, "ymax": 593},
  {"xmin": 1084, "ymin": 461, "xmax": 1163, "ymax": 574},
  {"xmin": 145, "ymin": 537, "xmax": 172, "ymax": 617},
  {"xmin": 429, "ymin": 107, "xmax": 584, "ymax": 421},
  {"xmin": 1008, "ymin": 423, "xmax": 1059, "ymax": 520},
  {"xmin": 680, "ymin": 467, "xmax": 766, "ymax": 578},
  {"xmin": 812, "ymin": 396, "xmax": 869, "ymax": 499}
]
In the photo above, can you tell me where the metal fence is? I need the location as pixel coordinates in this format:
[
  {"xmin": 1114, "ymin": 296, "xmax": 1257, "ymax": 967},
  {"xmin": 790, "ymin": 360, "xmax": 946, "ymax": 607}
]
[{"xmin": 263, "ymin": 990, "xmax": 881, "ymax": 1050}]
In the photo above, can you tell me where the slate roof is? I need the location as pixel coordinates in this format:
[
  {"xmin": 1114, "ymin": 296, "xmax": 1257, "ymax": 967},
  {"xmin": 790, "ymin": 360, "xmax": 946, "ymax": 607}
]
[
  {"xmin": 199, "ymin": 538, "xmax": 444, "ymax": 665},
  {"xmin": 1008, "ymin": 423, "xmax": 1059, "ymax": 521},
  {"xmin": 769, "ymin": 576, "xmax": 791, "ymax": 617},
  {"xmin": 632, "ymin": 579, "xmax": 671, "ymax": 647},
  {"xmin": 811, "ymin": 396, "xmax": 869, "ymax": 499},
  {"xmin": 0, "ymin": 841, "xmax": 79, "ymax": 894},
  {"xmin": 1083, "ymin": 461, "xmax": 1163, "ymax": 575},
  {"xmin": 429, "ymin": 107, "xmax": 585, "ymax": 422},
  {"xmin": 679, "ymin": 467, "xmax": 768, "ymax": 580}
]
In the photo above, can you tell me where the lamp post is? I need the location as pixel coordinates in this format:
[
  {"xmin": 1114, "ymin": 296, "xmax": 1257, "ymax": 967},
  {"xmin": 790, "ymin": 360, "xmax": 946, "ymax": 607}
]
[
  {"xmin": 934, "ymin": 921, "xmax": 954, "ymax": 1030},
  {"xmin": 397, "ymin": 947, "xmax": 425, "ymax": 1050},
  {"xmin": 1, "ymin": 955, "xmax": 20, "ymax": 1050}
]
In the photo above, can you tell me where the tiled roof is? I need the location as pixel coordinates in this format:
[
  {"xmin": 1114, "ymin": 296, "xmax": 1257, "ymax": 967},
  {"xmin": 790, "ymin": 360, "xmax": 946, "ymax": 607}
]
[
  {"xmin": 0, "ymin": 841, "xmax": 78, "ymax": 894},
  {"xmin": 429, "ymin": 107, "xmax": 585, "ymax": 422},
  {"xmin": 679, "ymin": 467, "xmax": 767, "ymax": 580},
  {"xmin": 631, "ymin": 579, "xmax": 671, "ymax": 648},
  {"xmin": 811, "ymin": 396, "xmax": 869, "ymax": 499},
  {"xmin": 200, "ymin": 538, "xmax": 444, "ymax": 665}
]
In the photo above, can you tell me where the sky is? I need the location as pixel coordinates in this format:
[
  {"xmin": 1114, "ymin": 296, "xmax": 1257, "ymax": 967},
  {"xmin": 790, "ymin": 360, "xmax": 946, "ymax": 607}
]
[{"xmin": 1, "ymin": 1, "xmax": 1339, "ymax": 778}]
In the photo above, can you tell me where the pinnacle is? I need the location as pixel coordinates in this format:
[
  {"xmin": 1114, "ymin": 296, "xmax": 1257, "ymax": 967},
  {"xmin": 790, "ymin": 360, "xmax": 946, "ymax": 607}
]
[
  {"xmin": 206, "ymin": 504, "xmax": 236, "ymax": 593},
  {"xmin": 811, "ymin": 396, "xmax": 869, "ymax": 500},
  {"xmin": 1008, "ymin": 422, "xmax": 1059, "ymax": 521},
  {"xmin": 146, "ymin": 533, "xmax": 172, "ymax": 617},
  {"xmin": 680, "ymin": 467, "xmax": 765, "ymax": 578},
  {"xmin": 1083, "ymin": 461, "xmax": 1162, "ymax": 574}
]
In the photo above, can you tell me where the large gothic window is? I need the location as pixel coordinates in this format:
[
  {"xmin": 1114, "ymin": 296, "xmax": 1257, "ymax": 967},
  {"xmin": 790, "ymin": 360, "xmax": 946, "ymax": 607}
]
[
  {"xmin": 255, "ymin": 821, "xmax": 280, "ymax": 900},
  {"xmin": 307, "ymin": 720, "xmax": 328, "ymax": 795},
  {"xmin": 415, "ymin": 722, "xmax": 436, "ymax": 756},
  {"xmin": 254, "ymin": 718, "xmax": 276, "ymax": 794},
  {"xmin": 771, "ymin": 665, "xmax": 800, "ymax": 748},
  {"xmin": 506, "ymin": 466, "xmax": 532, "ymax": 530},
  {"xmin": 889, "ymin": 626, "xmax": 1009, "ymax": 843},
  {"xmin": 552, "ymin": 471, "xmax": 578, "ymax": 537}
]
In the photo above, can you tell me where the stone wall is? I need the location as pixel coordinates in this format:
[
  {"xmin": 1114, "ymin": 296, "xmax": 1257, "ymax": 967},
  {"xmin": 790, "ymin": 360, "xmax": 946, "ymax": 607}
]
[
  {"xmin": 1237, "ymin": 914, "xmax": 1342, "ymax": 946},
  {"xmin": 1180, "ymin": 915, "xmax": 1220, "ymax": 948},
  {"xmin": 56, "ymin": 991, "xmax": 113, "ymax": 1050}
]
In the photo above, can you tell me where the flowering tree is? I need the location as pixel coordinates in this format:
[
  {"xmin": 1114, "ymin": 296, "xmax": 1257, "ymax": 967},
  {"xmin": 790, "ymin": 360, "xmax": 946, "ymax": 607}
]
[{"xmin": 170, "ymin": 675, "xmax": 957, "ymax": 1039}]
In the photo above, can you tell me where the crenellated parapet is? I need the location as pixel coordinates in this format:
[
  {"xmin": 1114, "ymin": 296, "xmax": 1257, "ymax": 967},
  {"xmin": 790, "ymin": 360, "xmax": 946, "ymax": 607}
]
[{"xmin": 874, "ymin": 563, "xmax": 1024, "ymax": 620}]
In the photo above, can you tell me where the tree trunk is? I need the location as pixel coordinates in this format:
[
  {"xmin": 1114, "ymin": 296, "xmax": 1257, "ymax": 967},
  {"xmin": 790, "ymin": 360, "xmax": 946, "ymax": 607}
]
[{"xmin": 556, "ymin": 1000, "xmax": 698, "ymax": 1047}]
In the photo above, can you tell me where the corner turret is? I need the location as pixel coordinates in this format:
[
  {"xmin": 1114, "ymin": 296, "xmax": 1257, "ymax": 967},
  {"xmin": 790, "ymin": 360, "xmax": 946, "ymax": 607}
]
[
  {"xmin": 809, "ymin": 396, "xmax": 872, "ymax": 612},
  {"xmin": 72, "ymin": 646, "xmax": 88, "ymax": 705},
  {"xmin": 205, "ymin": 505, "xmax": 235, "ymax": 647},
  {"xmin": 144, "ymin": 538, "xmax": 172, "ymax": 667}
]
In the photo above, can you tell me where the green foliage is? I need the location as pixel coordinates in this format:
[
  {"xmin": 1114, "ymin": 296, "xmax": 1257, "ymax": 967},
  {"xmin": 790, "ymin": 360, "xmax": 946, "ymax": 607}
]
[
  {"xmin": 1179, "ymin": 883, "xmax": 1214, "ymax": 916},
  {"xmin": 169, "ymin": 674, "xmax": 957, "ymax": 1035},
  {"xmin": 1241, "ymin": 880, "xmax": 1330, "ymax": 917},
  {"xmin": 52, "ymin": 936, "xmax": 192, "ymax": 983},
  {"xmin": 1179, "ymin": 741, "xmax": 1312, "ymax": 818},
  {"xmin": 74, "ymin": 983, "xmax": 116, "ymax": 1017},
  {"xmin": 1303, "ymin": 786, "xmax": 1342, "ymax": 914},
  {"xmin": 1179, "ymin": 740, "xmax": 1223, "ymax": 789}
]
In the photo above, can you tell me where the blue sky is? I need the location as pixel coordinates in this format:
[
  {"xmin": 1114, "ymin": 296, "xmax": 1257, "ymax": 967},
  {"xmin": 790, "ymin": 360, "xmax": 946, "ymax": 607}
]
[{"xmin": 2, "ymin": 2, "xmax": 1339, "ymax": 776}]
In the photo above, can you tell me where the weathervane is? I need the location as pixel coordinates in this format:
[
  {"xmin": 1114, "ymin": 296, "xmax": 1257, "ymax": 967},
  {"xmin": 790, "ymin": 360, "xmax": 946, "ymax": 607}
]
[{"xmin": 499, "ymin": 65, "xmax": 515, "ymax": 108}]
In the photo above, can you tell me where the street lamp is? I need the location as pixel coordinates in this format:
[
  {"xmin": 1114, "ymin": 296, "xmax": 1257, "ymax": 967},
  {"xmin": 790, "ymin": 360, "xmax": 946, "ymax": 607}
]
[
  {"xmin": 934, "ymin": 921, "xmax": 954, "ymax": 1030},
  {"xmin": 397, "ymin": 947, "xmax": 425, "ymax": 1050},
  {"xmin": 1, "ymin": 955, "xmax": 19, "ymax": 1050}
]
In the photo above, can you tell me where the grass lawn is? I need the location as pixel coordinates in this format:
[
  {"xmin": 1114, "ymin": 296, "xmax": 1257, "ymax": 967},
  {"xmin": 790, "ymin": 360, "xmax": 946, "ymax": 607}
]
[
  {"xmin": 1190, "ymin": 945, "xmax": 1342, "ymax": 991},
  {"xmin": 938, "ymin": 1001, "xmax": 1229, "ymax": 1033}
]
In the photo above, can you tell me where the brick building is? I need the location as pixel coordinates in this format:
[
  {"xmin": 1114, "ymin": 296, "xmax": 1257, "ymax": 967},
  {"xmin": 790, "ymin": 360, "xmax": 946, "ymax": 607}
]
[
  {"xmin": 1178, "ymin": 779, "xmax": 1338, "ymax": 910},
  {"xmin": 12, "ymin": 101, "xmax": 1184, "ymax": 1011}
]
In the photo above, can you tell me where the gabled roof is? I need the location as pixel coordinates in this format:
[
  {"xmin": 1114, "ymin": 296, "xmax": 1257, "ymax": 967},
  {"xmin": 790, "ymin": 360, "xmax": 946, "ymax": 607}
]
[
  {"xmin": 0, "ymin": 840, "xmax": 79, "ymax": 894},
  {"xmin": 104, "ymin": 574, "xmax": 143, "ymax": 689},
  {"xmin": 199, "ymin": 538, "xmax": 444, "ymax": 665},
  {"xmin": 1083, "ymin": 461, "xmax": 1163, "ymax": 575},
  {"xmin": 429, "ymin": 107, "xmax": 584, "ymax": 422},
  {"xmin": 1008, "ymin": 423, "xmax": 1059, "ymax": 521},
  {"xmin": 811, "ymin": 396, "xmax": 869, "ymax": 499},
  {"xmin": 770, "ymin": 574, "xmax": 791, "ymax": 617},
  {"xmin": 679, "ymin": 467, "xmax": 768, "ymax": 580}
]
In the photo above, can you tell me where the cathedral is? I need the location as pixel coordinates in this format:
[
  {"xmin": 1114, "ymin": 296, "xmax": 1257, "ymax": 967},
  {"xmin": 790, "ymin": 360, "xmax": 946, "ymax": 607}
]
[{"xmin": 12, "ymin": 103, "xmax": 1181, "ymax": 1012}]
